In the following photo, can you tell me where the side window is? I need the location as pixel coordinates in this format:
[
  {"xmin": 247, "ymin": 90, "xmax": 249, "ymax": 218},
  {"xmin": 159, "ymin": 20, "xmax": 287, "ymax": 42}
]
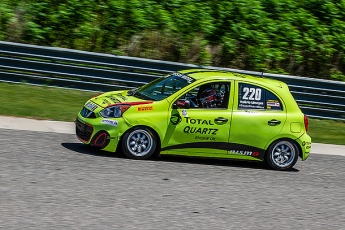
[
  {"xmin": 266, "ymin": 90, "xmax": 283, "ymax": 110},
  {"xmin": 178, "ymin": 82, "xmax": 230, "ymax": 109},
  {"xmin": 238, "ymin": 83, "xmax": 283, "ymax": 110}
]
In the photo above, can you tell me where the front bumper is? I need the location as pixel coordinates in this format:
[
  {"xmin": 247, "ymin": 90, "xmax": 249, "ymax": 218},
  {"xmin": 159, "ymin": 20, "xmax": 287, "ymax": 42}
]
[
  {"xmin": 75, "ymin": 114, "xmax": 122, "ymax": 152},
  {"xmin": 76, "ymin": 119, "xmax": 94, "ymax": 142}
]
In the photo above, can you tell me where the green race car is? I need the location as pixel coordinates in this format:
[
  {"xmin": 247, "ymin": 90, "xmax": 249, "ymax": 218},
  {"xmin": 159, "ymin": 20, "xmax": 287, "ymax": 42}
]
[{"xmin": 75, "ymin": 69, "xmax": 311, "ymax": 170}]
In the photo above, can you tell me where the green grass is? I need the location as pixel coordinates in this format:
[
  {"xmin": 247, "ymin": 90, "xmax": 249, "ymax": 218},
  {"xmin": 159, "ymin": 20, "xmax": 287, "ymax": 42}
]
[
  {"xmin": 0, "ymin": 82, "xmax": 344, "ymax": 145},
  {"xmin": 0, "ymin": 82, "xmax": 96, "ymax": 121},
  {"xmin": 308, "ymin": 118, "xmax": 345, "ymax": 145}
]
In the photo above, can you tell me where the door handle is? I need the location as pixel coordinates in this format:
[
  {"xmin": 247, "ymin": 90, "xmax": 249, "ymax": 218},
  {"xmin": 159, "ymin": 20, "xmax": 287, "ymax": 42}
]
[
  {"xmin": 268, "ymin": 119, "xmax": 281, "ymax": 126},
  {"xmin": 215, "ymin": 117, "xmax": 228, "ymax": 123}
]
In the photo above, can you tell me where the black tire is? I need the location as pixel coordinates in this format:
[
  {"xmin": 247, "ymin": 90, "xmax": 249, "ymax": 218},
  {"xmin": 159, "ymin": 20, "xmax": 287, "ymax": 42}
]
[
  {"xmin": 265, "ymin": 139, "xmax": 299, "ymax": 170},
  {"xmin": 121, "ymin": 127, "xmax": 157, "ymax": 160}
]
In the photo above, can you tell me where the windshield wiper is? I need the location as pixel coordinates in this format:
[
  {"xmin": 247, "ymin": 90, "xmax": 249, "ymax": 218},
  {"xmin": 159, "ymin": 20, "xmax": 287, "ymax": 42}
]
[{"xmin": 127, "ymin": 88, "xmax": 138, "ymax": 96}]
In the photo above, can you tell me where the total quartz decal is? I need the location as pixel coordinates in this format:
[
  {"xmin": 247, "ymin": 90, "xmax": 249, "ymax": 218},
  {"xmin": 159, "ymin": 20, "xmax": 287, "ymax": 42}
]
[{"xmin": 183, "ymin": 117, "xmax": 218, "ymax": 135}]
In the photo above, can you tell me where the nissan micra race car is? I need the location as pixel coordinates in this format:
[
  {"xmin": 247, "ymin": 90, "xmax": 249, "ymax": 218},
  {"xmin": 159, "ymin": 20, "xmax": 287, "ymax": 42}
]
[{"xmin": 75, "ymin": 69, "xmax": 311, "ymax": 170}]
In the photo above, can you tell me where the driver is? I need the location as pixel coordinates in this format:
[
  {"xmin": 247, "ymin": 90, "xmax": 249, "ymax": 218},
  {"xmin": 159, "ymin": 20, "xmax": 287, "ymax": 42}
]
[
  {"xmin": 198, "ymin": 84, "xmax": 222, "ymax": 108},
  {"xmin": 181, "ymin": 83, "xmax": 227, "ymax": 108}
]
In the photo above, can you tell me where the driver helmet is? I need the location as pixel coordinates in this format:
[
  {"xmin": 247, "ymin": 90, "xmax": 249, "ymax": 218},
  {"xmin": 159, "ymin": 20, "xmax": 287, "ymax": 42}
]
[{"xmin": 200, "ymin": 87, "xmax": 218, "ymax": 102}]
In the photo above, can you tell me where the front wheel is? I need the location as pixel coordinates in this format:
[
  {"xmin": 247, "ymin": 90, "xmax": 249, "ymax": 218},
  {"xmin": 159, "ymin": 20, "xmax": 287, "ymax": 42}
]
[
  {"xmin": 121, "ymin": 127, "xmax": 157, "ymax": 160},
  {"xmin": 265, "ymin": 139, "xmax": 299, "ymax": 170}
]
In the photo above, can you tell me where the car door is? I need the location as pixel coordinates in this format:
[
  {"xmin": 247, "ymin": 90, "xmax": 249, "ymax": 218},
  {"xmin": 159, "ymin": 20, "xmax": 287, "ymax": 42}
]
[
  {"xmin": 161, "ymin": 80, "xmax": 234, "ymax": 157},
  {"xmin": 228, "ymin": 81, "xmax": 287, "ymax": 159}
]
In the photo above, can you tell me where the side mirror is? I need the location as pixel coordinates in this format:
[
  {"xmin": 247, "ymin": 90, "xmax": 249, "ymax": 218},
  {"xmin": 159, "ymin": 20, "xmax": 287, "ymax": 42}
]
[{"xmin": 173, "ymin": 99, "xmax": 190, "ymax": 109}]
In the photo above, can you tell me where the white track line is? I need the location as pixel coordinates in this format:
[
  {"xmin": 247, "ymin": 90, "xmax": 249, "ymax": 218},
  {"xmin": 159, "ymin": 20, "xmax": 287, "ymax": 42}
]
[
  {"xmin": 0, "ymin": 116, "xmax": 74, "ymax": 134},
  {"xmin": 311, "ymin": 143, "xmax": 345, "ymax": 157}
]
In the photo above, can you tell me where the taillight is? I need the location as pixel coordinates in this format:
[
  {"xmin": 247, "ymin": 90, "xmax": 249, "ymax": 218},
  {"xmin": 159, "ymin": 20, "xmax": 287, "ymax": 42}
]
[{"xmin": 304, "ymin": 115, "xmax": 309, "ymax": 132}]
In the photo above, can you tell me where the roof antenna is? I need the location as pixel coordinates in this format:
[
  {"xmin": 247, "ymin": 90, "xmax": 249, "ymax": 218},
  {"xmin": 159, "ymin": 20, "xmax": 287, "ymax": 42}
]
[{"xmin": 260, "ymin": 71, "xmax": 264, "ymax": 78}]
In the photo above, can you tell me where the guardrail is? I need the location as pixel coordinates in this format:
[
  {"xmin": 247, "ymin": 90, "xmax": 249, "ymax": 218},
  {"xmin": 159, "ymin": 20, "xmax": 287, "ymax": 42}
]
[{"xmin": 0, "ymin": 41, "xmax": 344, "ymax": 121}]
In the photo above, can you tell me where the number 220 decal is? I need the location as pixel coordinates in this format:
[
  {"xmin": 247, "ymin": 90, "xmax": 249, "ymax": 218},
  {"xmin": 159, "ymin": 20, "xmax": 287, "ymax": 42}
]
[
  {"xmin": 242, "ymin": 87, "xmax": 262, "ymax": 101},
  {"xmin": 238, "ymin": 83, "xmax": 266, "ymax": 109}
]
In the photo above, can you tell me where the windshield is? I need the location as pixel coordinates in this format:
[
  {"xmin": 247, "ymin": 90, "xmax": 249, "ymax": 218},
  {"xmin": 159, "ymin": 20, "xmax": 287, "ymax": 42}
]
[{"xmin": 133, "ymin": 72, "xmax": 195, "ymax": 101}]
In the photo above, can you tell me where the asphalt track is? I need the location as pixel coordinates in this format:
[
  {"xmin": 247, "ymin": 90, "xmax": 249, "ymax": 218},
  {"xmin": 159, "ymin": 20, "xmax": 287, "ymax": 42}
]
[{"xmin": 0, "ymin": 117, "xmax": 345, "ymax": 229}]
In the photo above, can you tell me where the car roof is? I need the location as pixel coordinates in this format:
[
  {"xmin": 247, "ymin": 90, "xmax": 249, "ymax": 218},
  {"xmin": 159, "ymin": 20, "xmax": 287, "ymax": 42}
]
[{"xmin": 178, "ymin": 69, "xmax": 284, "ymax": 88}]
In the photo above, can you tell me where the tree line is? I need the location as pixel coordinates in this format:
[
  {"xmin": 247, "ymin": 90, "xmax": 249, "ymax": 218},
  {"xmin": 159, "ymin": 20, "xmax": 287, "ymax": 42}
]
[{"xmin": 1, "ymin": 0, "xmax": 345, "ymax": 81}]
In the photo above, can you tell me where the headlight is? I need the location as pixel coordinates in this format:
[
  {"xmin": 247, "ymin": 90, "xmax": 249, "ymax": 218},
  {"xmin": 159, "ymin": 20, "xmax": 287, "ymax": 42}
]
[{"xmin": 100, "ymin": 105, "xmax": 130, "ymax": 118}]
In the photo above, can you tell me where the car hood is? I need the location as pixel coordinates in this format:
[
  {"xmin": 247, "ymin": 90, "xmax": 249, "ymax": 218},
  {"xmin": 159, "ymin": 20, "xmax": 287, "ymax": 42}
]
[{"xmin": 90, "ymin": 90, "xmax": 152, "ymax": 108}]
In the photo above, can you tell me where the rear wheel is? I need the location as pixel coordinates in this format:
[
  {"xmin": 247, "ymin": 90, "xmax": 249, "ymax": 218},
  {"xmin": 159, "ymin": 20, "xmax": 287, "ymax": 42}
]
[
  {"xmin": 265, "ymin": 139, "xmax": 299, "ymax": 170},
  {"xmin": 121, "ymin": 127, "xmax": 156, "ymax": 160}
]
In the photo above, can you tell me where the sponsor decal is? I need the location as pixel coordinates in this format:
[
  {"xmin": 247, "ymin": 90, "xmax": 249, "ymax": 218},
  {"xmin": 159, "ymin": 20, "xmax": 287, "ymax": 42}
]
[
  {"xmin": 102, "ymin": 98, "xmax": 112, "ymax": 105},
  {"xmin": 170, "ymin": 114, "xmax": 182, "ymax": 125},
  {"xmin": 183, "ymin": 126, "xmax": 218, "ymax": 135},
  {"xmin": 181, "ymin": 117, "xmax": 218, "ymax": 135},
  {"xmin": 85, "ymin": 102, "xmax": 98, "ymax": 111},
  {"xmin": 138, "ymin": 106, "xmax": 153, "ymax": 111},
  {"xmin": 181, "ymin": 109, "xmax": 188, "ymax": 117},
  {"xmin": 195, "ymin": 136, "xmax": 216, "ymax": 141},
  {"xmin": 105, "ymin": 95, "xmax": 121, "ymax": 104},
  {"xmin": 184, "ymin": 117, "xmax": 214, "ymax": 125},
  {"xmin": 267, "ymin": 100, "xmax": 280, "ymax": 107},
  {"xmin": 101, "ymin": 119, "xmax": 118, "ymax": 126},
  {"xmin": 302, "ymin": 141, "xmax": 312, "ymax": 149},
  {"xmin": 302, "ymin": 141, "xmax": 311, "ymax": 146},
  {"xmin": 172, "ymin": 72, "xmax": 193, "ymax": 82},
  {"xmin": 229, "ymin": 150, "xmax": 259, "ymax": 157},
  {"xmin": 115, "ymin": 93, "xmax": 127, "ymax": 101}
]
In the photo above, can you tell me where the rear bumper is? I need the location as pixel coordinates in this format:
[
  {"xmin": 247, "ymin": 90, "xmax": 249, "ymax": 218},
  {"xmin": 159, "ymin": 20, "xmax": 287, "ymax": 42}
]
[{"xmin": 295, "ymin": 132, "xmax": 312, "ymax": 161}]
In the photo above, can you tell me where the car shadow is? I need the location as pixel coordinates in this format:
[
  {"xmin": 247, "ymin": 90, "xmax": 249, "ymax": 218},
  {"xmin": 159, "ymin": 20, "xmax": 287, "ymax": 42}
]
[
  {"xmin": 61, "ymin": 143, "xmax": 123, "ymax": 158},
  {"xmin": 61, "ymin": 142, "xmax": 299, "ymax": 172}
]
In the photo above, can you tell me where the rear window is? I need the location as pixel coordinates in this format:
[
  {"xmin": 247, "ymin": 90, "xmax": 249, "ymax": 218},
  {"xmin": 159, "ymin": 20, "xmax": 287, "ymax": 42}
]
[{"xmin": 238, "ymin": 83, "xmax": 283, "ymax": 110}]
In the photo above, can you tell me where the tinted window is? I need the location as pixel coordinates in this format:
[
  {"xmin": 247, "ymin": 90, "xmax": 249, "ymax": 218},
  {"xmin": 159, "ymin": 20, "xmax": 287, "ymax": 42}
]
[
  {"xmin": 266, "ymin": 90, "xmax": 283, "ymax": 110},
  {"xmin": 136, "ymin": 72, "xmax": 195, "ymax": 101},
  {"xmin": 178, "ymin": 82, "xmax": 230, "ymax": 109}
]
